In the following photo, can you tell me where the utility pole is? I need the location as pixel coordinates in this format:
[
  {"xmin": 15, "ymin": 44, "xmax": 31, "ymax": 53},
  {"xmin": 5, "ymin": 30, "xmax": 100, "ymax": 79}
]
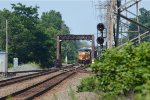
[
  {"xmin": 5, "ymin": 20, "xmax": 8, "ymax": 77},
  {"xmin": 116, "ymin": 0, "xmax": 121, "ymax": 46},
  {"xmin": 136, "ymin": 0, "xmax": 140, "ymax": 43}
]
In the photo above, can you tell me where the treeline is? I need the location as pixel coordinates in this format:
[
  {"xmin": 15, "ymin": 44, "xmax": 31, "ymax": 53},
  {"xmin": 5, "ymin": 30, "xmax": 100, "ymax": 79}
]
[{"xmin": 0, "ymin": 3, "xmax": 83, "ymax": 67}]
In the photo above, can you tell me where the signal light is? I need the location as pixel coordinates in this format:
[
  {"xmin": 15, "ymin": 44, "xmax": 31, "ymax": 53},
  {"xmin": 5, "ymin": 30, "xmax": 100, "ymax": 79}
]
[
  {"xmin": 97, "ymin": 37, "xmax": 104, "ymax": 45},
  {"xmin": 97, "ymin": 23, "xmax": 105, "ymax": 32}
]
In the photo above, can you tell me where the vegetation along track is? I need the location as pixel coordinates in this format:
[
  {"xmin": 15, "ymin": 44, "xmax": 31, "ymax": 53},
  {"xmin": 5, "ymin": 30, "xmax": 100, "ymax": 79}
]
[{"xmin": 0, "ymin": 65, "xmax": 84, "ymax": 100}]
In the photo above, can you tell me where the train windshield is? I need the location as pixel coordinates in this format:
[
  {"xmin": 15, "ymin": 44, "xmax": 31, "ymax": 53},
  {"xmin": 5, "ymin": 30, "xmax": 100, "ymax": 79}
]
[{"xmin": 78, "ymin": 48, "xmax": 91, "ymax": 52}]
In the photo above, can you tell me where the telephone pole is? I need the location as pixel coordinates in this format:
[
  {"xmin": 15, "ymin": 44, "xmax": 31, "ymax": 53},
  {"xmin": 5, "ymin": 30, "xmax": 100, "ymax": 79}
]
[{"xmin": 5, "ymin": 20, "xmax": 8, "ymax": 77}]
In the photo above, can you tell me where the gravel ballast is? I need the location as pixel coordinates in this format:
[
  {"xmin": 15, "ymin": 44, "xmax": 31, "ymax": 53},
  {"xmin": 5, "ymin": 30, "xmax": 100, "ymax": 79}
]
[
  {"xmin": 35, "ymin": 72, "xmax": 98, "ymax": 100},
  {"xmin": 0, "ymin": 71, "xmax": 61, "ymax": 97}
]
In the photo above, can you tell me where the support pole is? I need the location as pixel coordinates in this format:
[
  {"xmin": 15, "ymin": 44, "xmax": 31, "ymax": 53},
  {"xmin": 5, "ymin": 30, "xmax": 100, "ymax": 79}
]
[
  {"xmin": 56, "ymin": 36, "xmax": 60, "ymax": 60},
  {"xmin": 136, "ymin": 0, "xmax": 140, "ymax": 43},
  {"xmin": 56, "ymin": 36, "xmax": 61, "ymax": 67},
  {"xmin": 91, "ymin": 35, "xmax": 95, "ymax": 63},
  {"xmin": 5, "ymin": 20, "xmax": 8, "ymax": 77},
  {"xmin": 116, "ymin": 0, "xmax": 121, "ymax": 46}
]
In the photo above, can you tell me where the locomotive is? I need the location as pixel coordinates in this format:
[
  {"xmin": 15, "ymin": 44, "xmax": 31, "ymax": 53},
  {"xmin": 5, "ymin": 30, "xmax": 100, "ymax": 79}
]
[{"xmin": 78, "ymin": 48, "xmax": 91, "ymax": 64}]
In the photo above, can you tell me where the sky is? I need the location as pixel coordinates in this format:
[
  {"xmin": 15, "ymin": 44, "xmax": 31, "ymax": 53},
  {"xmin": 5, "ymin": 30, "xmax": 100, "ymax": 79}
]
[{"xmin": 0, "ymin": 0, "xmax": 150, "ymax": 36}]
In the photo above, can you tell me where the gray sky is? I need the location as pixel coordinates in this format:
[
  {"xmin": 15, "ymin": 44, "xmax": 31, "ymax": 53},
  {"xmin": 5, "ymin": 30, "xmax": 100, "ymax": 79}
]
[{"xmin": 0, "ymin": 0, "xmax": 149, "ymax": 35}]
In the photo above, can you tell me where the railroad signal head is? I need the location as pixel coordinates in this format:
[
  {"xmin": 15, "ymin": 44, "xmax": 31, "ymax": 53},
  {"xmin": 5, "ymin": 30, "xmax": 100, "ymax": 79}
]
[
  {"xmin": 97, "ymin": 23, "xmax": 105, "ymax": 32},
  {"xmin": 97, "ymin": 37, "xmax": 104, "ymax": 45}
]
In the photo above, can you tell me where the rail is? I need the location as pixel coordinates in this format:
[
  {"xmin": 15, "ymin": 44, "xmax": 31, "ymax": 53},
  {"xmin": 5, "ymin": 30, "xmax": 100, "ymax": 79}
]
[{"xmin": 0, "ymin": 65, "xmax": 84, "ymax": 99}]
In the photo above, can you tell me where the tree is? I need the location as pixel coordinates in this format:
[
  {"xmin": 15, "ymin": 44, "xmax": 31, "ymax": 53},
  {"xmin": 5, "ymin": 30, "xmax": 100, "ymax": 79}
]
[
  {"xmin": 0, "ymin": 3, "xmax": 87, "ymax": 67},
  {"xmin": 41, "ymin": 10, "xmax": 62, "ymax": 30},
  {"xmin": 8, "ymin": 3, "xmax": 39, "ymax": 64},
  {"xmin": 0, "ymin": 3, "xmax": 52, "ymax": 67},
  {"xmin": 0, "ymin": 9, "xmax": 12, "ymax": 51},
  {"xmin": 40, "ymin": 10, "xmax": 78, "ymax": 64}
]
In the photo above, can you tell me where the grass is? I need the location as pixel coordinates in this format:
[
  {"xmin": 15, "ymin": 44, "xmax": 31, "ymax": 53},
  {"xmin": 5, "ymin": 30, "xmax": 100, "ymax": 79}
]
[
  {"xmin": 26, "ymin": 62, "xmax": 40, "ymax": 68},
  {"xmin": 52, "ymin": 88, "xmax": 77, "ymax": 100},
  {"xmin": 6, "ymin": 95, "xmax": 12, "ymax": 100},
  {"xmin": 53, "ymin": 93, "xmax": 58, "ymax": 100},
  {"xmin": 68, "ymin": 87, "xmax": 77, "ymax": 100}
]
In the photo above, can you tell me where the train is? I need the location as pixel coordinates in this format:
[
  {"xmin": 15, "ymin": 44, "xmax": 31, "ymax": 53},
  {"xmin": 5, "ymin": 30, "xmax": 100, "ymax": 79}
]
[{"xmin": 78, "ymin": 48, "xmax": 91, "ymax": 64}]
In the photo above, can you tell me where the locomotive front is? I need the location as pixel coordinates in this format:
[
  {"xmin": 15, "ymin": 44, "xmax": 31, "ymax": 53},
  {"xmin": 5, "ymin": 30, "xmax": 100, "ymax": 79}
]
[{"xmin": 78, "ymin": 48, "xmax": 91, "ymax": 64}]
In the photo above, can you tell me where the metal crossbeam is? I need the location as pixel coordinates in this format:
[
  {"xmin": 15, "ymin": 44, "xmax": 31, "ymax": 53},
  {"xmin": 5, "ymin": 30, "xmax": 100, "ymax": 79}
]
[
  {"xmin": 119, "ymin": 0, "xmax": 141, "ymax": 10},
  {"xmin": 123, "ymin": 9, "xmax": 138, "ymax": 17},
  {"xmin": 120, "ymin": 21, "xmax": 129, "ymax": 28},
  {"xmin": 117, "ymin": 31, "xmax": 150, "ymax": 48},
  {"xmin": 114, "ymin": 13, "xmax": 150, "ymax": 31},
  {"xmin": 56, "ymin": 34, "xmax": 95, "ymax": 67},
  {"xmin": 59, "ymin": 35, "xmax": 93, "ymax": 40}
]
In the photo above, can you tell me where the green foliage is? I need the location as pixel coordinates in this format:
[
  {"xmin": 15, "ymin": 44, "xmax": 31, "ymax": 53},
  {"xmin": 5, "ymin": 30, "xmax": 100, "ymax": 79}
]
[
  {"xmin": 134, "ymin": 80, "xmax": 150, "ymax": 100},
  {"xmin": 61, "ymin": 41, "xmax": 79, "ymax": 64},
  {"xmin": 8, "ymin": 63, "xmax": 13, "ymax": 68},
  {"xmin": 40, "ymin": 10, "xmax": 81, "ymax": 64},
  {"xmin": 68, "ymin": 87, "xmax": 77, "ymax": 100},
  {"xmin": 0, "ymin": 3, "xmax": 83, "ymax": 67},
  {"xmin": 77, "ymin": 76, "xmax": 96, "ymax": 92},
  {"xmin": 78, "ymin": 42, "xmax": 150, "ymax": 98},
  {"xmin": 0, "ymin": 3, "xmax": 91, "ymax": 67},
  {"xmin": 6, "ymin": 95, "xmax": 12, "ymax": 100},
  {"xmin": 53, "ymin": 94, "xmax": 58, "ymax": 100},
  {"xmin": 41, "ymin": 10, "xmax": 62, "ymax": 30},
  {"xmin": 26, "ymin": 62, "xmax": 40, "ymax": 67}
]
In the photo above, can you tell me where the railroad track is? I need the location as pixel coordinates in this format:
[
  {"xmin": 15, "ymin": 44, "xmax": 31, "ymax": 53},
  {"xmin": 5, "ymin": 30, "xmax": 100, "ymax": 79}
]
[
  {"xmin": 6, "ymin": 69, "xmax": 51, "ymax": 73},
  {"xmin": 0, "ymin": 69, "xmax": 58, "ymax": 88},
  {"xmin": 0, "ymin": 64, "xmax": 76, "ymax": 88},
  {"xmin": 0, "ymin": 65, "xmax": 84, "ymax": 99}
]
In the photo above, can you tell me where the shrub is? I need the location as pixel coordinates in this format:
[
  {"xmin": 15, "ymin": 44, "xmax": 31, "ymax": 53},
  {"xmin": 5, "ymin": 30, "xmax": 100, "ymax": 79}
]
[
  {"xmin": 77, "ymin": 76, "xmax": 96, "ymax": 92},
  {"xmin": 78, "ymin": 42, "xmax": 150, "ymax": 97}
]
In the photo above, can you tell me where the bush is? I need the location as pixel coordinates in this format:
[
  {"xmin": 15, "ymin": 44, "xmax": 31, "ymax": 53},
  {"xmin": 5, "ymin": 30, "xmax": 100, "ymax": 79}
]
[
  {"xmin": 78, "ymin": 42, "xmax": 150, "ymax": 97},
  {"xmin": 8, "ymin": 63, "xmax": 13, "ymax": 68},
  {"xmin": 77, "ymin": 76, "xmax": 96, "ymax": 92}
]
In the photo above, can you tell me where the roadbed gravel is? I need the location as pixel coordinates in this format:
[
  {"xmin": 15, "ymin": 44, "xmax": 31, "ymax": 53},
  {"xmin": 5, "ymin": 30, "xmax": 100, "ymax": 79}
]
[
  {"xmin": 0, "ymin": 71, "xmax": 61, "ymax": 97},
  {"xmin": 35, "ymin": 72, "xmax": 98, "ymax": 100}
]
